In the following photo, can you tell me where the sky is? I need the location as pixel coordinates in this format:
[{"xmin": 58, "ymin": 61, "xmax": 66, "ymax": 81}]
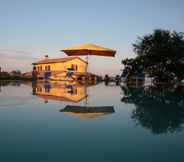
[{"xmin": 0, "ymin": 0, "xmax": 183, "ymax": 75}]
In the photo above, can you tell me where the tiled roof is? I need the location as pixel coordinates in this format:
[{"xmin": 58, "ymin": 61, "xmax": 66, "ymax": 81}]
[{"xmin": 32, "ymin": 57, "xmax": 87, "ymax": 65}]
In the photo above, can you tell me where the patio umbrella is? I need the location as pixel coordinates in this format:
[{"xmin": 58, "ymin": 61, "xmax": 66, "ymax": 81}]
[
  {"xmin": 61, "ymin": 43, "xmax": 116, "ymax": 105},
  {"xmin": 61, "ymin": 43, "xmax": 116, "ymax": 72},
  {"xmin": 61, "ymin": 43, "xmax": 116, "ymax": 57}
]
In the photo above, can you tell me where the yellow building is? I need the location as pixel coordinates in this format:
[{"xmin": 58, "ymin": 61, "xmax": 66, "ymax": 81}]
[{"xmin": 32, "ymin": 56, "xmax": 88, "ymax": 80}]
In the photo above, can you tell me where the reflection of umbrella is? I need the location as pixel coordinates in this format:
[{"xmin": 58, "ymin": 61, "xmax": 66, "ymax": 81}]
[
  {"xmin": 61, "ymin": 43, "xmax": 116, "ymax": 72},
  {"xmin": 60, "ymin": 105, "xmax": 115, "ymax": 118}
]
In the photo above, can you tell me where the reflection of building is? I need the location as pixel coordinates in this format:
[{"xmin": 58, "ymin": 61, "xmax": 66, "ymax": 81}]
[
  {"xmin": 60, "ymin": 105, "xmax": 115, "ymax": 118},
  {"xmin": 33, "ymin": 82, "xmax": 87, "ymax": 103},
  {"xmin": 32, "ymin": 56, "xmax": 88, "ymax": 80}
]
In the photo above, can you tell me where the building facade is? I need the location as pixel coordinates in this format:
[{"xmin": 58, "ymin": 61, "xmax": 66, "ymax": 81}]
[{"xmin": 32, "ymin": 56, "xmax": 88, "ymax": 80}]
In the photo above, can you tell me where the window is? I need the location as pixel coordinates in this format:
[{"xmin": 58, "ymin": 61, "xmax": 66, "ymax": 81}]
[
  {"xmin": 37, "ymin": 66, "xmax": 42, "ymax": 72},
  {"xmin": 45, "ymin": 65, "xmax": 51, "ymax": 71},
  {"xmin": 37, "ymin": 87, "xmax": 42, "ymax": 92},
  {"xmin": 71, "ymin": 64, "xmax": 74, "ymax": 70},
  {"xmin": 71, "ymin": 64, "xmax": 78, "ymax": 71}
]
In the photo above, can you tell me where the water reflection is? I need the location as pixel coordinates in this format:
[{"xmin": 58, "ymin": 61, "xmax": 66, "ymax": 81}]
[
  {"xmin": 0, "ymin": 81, "xmax": 11, "ymax": 89},
  {"xmin": 0, "ymin": 81, "xmax": 33, "ymax": 107},
  {"xmin": 31, "ymin": 81, "xmax": 115, "ymax": 119},
  {"xmin": 60, "ymin": 105, "xmax": 115, "ymax": 118},
  {"xmin": 32, "ymin": 81, "xmax": 87, "ymax": 103},
  {"xmin": 0, "ymin": 81, "xmax": 21, "ymax": 92},
  {"xmin": 121, "ymin": 84, "xmax": 184, "ymax": 134}
]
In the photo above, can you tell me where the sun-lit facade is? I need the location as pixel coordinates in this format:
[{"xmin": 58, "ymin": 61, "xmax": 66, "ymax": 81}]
[{"xmin": 32, "ymin": 56, "xmax": 88, "ymax": 80}]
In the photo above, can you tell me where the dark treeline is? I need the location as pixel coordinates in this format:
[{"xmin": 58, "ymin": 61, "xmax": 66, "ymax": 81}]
[
  {"xmin": 0, "ymin": 68, "xmax": 31, "ymax": 81},
  {"xmin": 122, "ymin": 29, "xmax": 184, "ymax": 84}
]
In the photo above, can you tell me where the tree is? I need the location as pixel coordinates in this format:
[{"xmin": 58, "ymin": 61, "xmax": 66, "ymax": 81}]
[
  {"xmin": 123, "ymin": 29, "xmax": 184, "ymax": 83},
  {"xmin": 10, "ymin": 70, "xmax": 21, "ymax": 76}
]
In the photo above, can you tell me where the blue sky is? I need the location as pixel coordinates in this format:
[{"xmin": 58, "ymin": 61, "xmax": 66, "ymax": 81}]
[{"xmin": 0, "ymin": 0, "xmax": 183, "ymax": 75}]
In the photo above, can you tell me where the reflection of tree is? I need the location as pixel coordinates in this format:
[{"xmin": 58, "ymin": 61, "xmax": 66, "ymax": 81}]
[
  {"xmin": 32, "ymin": 81, "xmax": 37, "ymax": 95},
  {"xmin": 10, "ymin": 81, "xmax": 21, "ymax": 86},
  {"xmin": 121, "ymin": 85, "xmax": 184, "ymax": 134},
  {"xmin": 0, "ymin": 81, "xmax": 21, "ymax": 92},
  {"xmin": 0, "ymin": 81, "xmax": 11, "ymax": 87}
]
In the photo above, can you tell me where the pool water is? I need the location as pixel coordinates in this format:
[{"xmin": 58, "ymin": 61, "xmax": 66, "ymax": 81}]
[{"xmin": 0, "ymin": 81, "xmax": 184, "ymax": 162}]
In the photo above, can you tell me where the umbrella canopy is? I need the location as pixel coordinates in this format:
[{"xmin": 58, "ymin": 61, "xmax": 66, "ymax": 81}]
[{"xmin": 61, "ymin": 43, "xmax": 116, "ymax": 57}]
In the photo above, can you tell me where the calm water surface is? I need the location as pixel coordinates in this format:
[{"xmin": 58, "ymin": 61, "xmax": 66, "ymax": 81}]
[{"xmin": 0, "ymin": 81, "xmax": 184, "ymax": 162}]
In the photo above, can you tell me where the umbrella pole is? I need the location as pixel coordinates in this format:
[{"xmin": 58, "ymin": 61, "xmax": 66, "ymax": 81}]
[
  {"xmin": 85, "ymin": 55, "xmax": 89, "ymax": 82},
  {"xmin": 85, "ymin": 55, "xmax": 89, "ymax": 100},
  {"xmin": 86, "ymin": 55, "xmax": 89, "ymax": 73}
]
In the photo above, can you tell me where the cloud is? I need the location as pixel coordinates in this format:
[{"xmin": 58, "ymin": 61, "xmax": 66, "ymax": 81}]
[{"xmin": 0, "ymin": 49, "xmax": 37, "ymax": 72}]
